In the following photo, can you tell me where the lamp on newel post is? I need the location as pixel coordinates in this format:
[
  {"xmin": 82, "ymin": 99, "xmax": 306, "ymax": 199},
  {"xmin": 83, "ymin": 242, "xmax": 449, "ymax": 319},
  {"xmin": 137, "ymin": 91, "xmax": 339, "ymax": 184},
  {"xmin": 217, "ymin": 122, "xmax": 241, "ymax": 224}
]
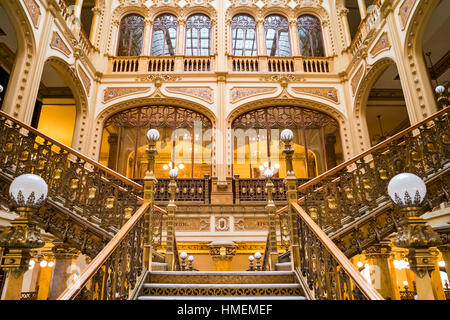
[
  {"xmin": 143, "ymin": 129, "xmax": 159, "ymax": 270},
  {"xmin": 388, "ymin": 173, "xmax": 442, "ymax": 300},
  {"xmin": 264, "ymin": 167, "xmax": 278, "ymax": 271},
  {"xmin": 435, "ymin": 85, "xmax": 449, "ymax": 110},
  {"xmin": 166, "ymin": 167, "xmax": 178, "ymax": 270},
  {"xmin": 281, "ymin": 129, "xmax": 300, "ymax": 270},
  {"xmin": 0, "ymin": 174, "xmax": 47, "ymax": 299}
]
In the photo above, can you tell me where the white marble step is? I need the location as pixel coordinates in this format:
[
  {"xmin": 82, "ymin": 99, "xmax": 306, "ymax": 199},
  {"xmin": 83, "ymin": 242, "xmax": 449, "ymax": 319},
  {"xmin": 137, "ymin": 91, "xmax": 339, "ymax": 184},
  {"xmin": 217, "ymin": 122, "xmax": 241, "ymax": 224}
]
[
  {"xmin": 137, "ymin": 296, "xmax": 306, "ymax": 300},
  {"xmin": 142, "ymin": 283, "xmax": 301, "ymax": 289}
]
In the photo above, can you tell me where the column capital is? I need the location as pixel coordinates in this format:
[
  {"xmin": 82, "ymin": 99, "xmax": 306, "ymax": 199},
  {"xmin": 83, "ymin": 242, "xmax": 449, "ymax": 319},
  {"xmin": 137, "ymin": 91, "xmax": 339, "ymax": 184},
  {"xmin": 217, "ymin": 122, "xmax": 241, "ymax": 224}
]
[
  {"xmin": 338, "ymin": 8, "xmax": 349, "ymax": 17},
  {"xmin": 51, "ymin": 242, "xmax": 79, "ymax": 260}
]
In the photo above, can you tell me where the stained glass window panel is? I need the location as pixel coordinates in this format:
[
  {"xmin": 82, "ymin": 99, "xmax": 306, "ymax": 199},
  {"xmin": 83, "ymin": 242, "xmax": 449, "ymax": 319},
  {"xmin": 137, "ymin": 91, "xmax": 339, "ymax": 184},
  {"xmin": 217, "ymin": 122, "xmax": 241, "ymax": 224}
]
[
  {"xmin": 231, "ymin": 14, "xmax": 257, "ymax": 56},
  {"xmin": 264, "ymin": 15, "xmax": 290, "ymax": 57},
  {"xmin": 297, "ymin": 15, "xmax": 325, "ymax": 57},
  {"xmin": 186, "ymin": 14, "xmax": 211, "ymax": 56},
  {"xmin": 117, "ymin": 14, "xmax": 145, "ymax": 56},
  {"xmin": 151, "ymin": 14, "xmax": 177, "ymax": 56}
]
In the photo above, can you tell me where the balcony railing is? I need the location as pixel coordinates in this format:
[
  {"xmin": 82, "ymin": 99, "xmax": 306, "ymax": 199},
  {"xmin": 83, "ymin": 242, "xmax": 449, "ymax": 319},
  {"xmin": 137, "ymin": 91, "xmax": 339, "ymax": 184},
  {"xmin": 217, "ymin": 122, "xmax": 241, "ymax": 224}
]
[
  {"xmin": 231, "ymin": 56, "xmax": 259, "ymax": 72},
  {"xmin": 349, "ymin": 0, "xmax": 382, "ymax": 57},
  {"xmin": 233, "ymin": 177, "xmax": 310, "ymax": 202},
  {"xmin": 268, "ymin": 57, "xmax": 295, "ymax": 73}
]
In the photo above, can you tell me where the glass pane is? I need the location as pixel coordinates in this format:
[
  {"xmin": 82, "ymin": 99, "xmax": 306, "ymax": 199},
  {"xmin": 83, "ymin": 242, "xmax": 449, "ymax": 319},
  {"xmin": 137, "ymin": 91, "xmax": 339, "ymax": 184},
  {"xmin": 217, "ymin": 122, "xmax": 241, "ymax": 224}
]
[
  {"xmin": 297, "ymin": 15, "xmax": 325, "ymax": 57},
  {"xmin": 152, "ymin": 14, "xmax": 177, "ymax": 56},
  {"xmin": 231, "ymin": 14, "xmax": 257, "ymax": 56},
  {"xmin": 264, "ymin": 15, "xmax": 290, "ymax": 57},
  {"xmin": 186, "ymin": 14, "xmax": 211, "ymax": 56},
  {"xmin": 117, "ymin": 14, "xmax": 145, "ymax": 56}
]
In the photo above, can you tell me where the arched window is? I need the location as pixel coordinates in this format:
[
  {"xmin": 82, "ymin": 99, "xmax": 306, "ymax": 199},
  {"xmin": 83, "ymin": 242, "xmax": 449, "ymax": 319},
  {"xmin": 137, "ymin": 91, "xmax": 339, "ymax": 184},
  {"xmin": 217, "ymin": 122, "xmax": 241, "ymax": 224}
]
[
  {"xmin": 231, "ymin": 106, "xmax": 342, "ymax": 179},
  {"xmin": 185, "ymin": 14, "xmax": 211, "ymax": 56},
  {"xmin": 100, "ymin": 106, "xmax": 213, "ymax": 179},
  {"xmin": 264, "ymin": 15, "xmax": 290, "ymax": 57},
  {"xmin": 151, "ymin": 14, "xmax": 178, "ymax": 56},
  {"xmin": 117, "ymin": 14, "xmax": 145, "ymax": 56},
  {"xmin": 297, "ymin": 15, "xmax": 325, "ymax": 57},
  {"xmin": 231, "ymin": 14, "xmax": 257, "ymax": 56}
]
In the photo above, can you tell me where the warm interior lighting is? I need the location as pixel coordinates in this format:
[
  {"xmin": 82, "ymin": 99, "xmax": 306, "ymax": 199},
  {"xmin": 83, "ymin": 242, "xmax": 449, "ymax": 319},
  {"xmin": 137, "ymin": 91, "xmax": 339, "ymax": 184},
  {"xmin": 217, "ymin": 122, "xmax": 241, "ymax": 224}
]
[
  {"xmin": 40, "ymin": 260, "xmax": 47, "ymax": 268},
  {"xmin": 48, "ymin": 261, "xmax": 55, "ymax": 268}
]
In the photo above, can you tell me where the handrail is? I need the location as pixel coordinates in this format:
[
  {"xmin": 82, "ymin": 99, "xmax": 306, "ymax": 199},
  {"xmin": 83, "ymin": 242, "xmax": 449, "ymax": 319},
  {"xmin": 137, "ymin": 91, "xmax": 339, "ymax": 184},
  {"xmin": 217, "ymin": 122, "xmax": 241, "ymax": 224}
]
[
  {"xmin": 275, "ymin": 106, "xmax": 450, "ymax": 216},
  {"xmin": 57, "ymin": 202, "xmax": 151, "ymax": 300},
  {"xmin": 290, "ymin": 201, "xmax": 384, "ymax": 300},
  {"xmin": 0, "ymin": 110, "xmax": 142, "ymax": 191}
]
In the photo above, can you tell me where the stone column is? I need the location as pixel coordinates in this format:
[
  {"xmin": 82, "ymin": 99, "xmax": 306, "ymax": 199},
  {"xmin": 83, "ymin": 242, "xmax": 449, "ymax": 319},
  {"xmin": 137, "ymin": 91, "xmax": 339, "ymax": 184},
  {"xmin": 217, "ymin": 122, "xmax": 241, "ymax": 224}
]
[
  {"xmin": 357, "ymin": 0, "xmax": 367, "ymax": 20},
  {"xmin": 429, "ymin": 248, "xmax": 446, "ymax": 300},
  {"xmin": 2, "ymin": 268, "xmax": 26, "ymax": 300},
  {"xmin": 289, "ymin": 19, "xmax": 300, "ymax": 57},
  {"xmin": 142, "ymin": 19, "xmax": 152, "ymax": 56},
  {"xmin": 89, "ymin": 7, "xmax": 101, "ymax": 44},
  {"xmin": 107, "ymin": 133, "xmax": 118, "ymax": 170},
  {"xmin": 256, "ymin": 18, "xmax": 268, "ymax": 72},
  {"xmin": 208, "ymin": 241, "xmax": 236, "ymax": 271},
  {"xmin": 364, "ymin": 242, "xmax": 400, "ymax": 300},
  {"xmin": 338, "ymin": 8, "xmax": 351, "ymax": 49},
  {"xmin": 265, "ymin": 176, "xmax": 279, "ymax": 270},
  {"xmin": 47, "ymin": 244, "xmax": 79, "ymax": 300}
]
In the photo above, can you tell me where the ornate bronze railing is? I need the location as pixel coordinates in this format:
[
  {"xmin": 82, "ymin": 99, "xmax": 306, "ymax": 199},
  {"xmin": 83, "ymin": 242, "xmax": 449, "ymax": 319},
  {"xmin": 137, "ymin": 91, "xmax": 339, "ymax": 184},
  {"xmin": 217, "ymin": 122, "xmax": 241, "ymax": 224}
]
[
  {"xmin": 276, "ymin": 107, "xmax": 450, "ymax": 237},
  {"xmin": 134, "ymin": 176, "xmax": 210, "ymax": 203},
  {"xmin": 0, "ymin": 111, "xmax": 143, "ymax": 233},
  {"xmin": 58, "ymin": 202, "xmax": 150, "ymax": 300},
  {"xmin": 234, "ymin": 177, "xmax": 309, "ymax": 202},
  {"xmin": 290, "ymin": 201, "xmax": 383, "ymax": 300}
]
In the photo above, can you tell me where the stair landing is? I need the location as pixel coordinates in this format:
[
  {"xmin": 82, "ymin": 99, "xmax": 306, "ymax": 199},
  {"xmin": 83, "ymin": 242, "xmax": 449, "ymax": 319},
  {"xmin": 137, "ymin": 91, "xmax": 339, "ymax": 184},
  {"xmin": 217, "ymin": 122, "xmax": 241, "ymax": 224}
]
[{"xmin": 135, "ymin": 271, "xmax": 306, "ymax": 300}]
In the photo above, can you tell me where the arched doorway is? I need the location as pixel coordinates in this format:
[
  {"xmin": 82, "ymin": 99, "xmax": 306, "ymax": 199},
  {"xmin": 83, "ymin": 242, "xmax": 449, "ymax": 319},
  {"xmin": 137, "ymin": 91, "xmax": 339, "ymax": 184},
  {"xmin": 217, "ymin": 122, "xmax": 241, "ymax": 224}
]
[
  {"xmin": 0, "ymin": 5, "xmax": 18, "ymax": 109},
  {"xmin": 99, "ymin": 105, "xmax": 213, "ymax": 179},
  {"xmin": 231, "ymin": 106, "xmax": 343, "ymax": 179},
  {"xmin": 364, "ymin": 63, "xmax": 410, "ymax": 146}
]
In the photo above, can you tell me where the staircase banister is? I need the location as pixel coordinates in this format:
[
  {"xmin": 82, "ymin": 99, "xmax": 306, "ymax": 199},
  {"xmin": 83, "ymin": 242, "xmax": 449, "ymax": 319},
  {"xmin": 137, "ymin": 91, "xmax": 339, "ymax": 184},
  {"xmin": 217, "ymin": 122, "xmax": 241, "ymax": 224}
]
[
  {"xmin": 290, "ymin": 201, "xmax": 384, "ymax": 300},
  {"xmin": 0, "ymin": 110, "xmax": 143, "ymax": 191},
  {"xmin": 274, "ymin": 106, "xmax": 449, "ymax": 217},
  {"xmin": 154, "ymin": 204, "xmax": 168, "ymax": 215},
  {"xmin": 57, "ymin": 202, "xmax": 151, "ymax": 300}
]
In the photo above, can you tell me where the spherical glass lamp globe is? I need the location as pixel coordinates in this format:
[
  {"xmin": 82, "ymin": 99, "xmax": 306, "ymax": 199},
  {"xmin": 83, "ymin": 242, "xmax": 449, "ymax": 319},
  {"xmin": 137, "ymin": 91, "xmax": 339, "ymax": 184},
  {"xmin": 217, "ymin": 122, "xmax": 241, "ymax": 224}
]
[
  {"xmin": 9, "ymin": 174, "xmax": 48, "ymax": 209},
  {"xmin": 387, "ymin": 173, "xmax": 426, "ymax": 208},
  {"xmin": 263, "ymin": 168, "xmax": 274, "ymax": 179},
  {"xmin": 146, "ymin": 129, "xmax": 160, "ymax": 142},
  {"xmin": 0, "ymin": 84, "xmax": 3, "ymax": 93},
  {"xmin": 180, "ymin": 251, "xmax": 188, "ymax": 259},
  {"xmin": 435, "ymin": 85, "xmax": 446, "ymax": 94},
  {"xmin": 280, "ymin": 129, "xmax": 294, "ymax": 142},
  {"xmin": 169, "ymin": 168, "xmax": 178, "ymax": 179},
  {"xmin": 254, "ymin": 252, "xmax": 262, "ymax": 259},
  {"xmin": 248, "ymin": 255, "xmax": 254, "ymax": 262},
  {"xmin": 188, "ymin": 255, "xmax": 194, "ymax": 262}
]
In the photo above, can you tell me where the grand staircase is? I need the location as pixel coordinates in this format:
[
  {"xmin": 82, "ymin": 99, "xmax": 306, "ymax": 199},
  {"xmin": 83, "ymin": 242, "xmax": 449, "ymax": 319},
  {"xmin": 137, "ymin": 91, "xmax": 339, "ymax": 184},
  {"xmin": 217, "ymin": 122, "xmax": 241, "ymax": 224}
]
[
  {"xmin": 133, "ymin": 271, "xmax": 306, "ymax": 300},
  {"xmin": 0, "ymin": 106, "xmax": 448, "ymax": 300}
]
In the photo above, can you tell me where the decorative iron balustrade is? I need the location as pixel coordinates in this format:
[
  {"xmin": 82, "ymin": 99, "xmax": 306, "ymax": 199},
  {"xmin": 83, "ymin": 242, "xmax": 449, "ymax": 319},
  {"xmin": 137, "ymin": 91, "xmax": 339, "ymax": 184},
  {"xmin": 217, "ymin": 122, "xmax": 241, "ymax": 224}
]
[
  {"xmin": 59, "ymin": 203, "xmax": 149, "ymax": 300},
  {"xmin": 0, "ymin": 111, "xmax": 142, "ymax": 233},
  {"xmin": 234, "ymin": 178, "xmax": 309, "ymax": 202},
  {"xmin": 298, "ymin": 107, "xmax": 449, "ymax": 236},
  {"xmin": 134, "ymin": 177, "xmax": 210, "ymax": 203},
  {"xmin": 291, "ymin": 202, "xmax": 383, "ymax": 300}
]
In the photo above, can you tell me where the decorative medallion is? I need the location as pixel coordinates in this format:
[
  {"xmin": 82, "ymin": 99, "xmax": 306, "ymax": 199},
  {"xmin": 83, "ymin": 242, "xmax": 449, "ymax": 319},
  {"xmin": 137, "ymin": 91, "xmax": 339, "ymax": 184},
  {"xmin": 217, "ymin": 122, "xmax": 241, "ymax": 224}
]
[
  {"xmin": 215, "ymin": 217, "xmax": 230, "ymax": 232},
  {"xmin": 370, "ymin": 32, "xmax": 391, "ymax": 57},
  {"xmin": 165, "ymin": 87, "xmax": 213, "ymax": 104},
  {"xmin": 78, "ymin": 66, "xmax": 91, "ymax": 96},
  {"xmin": 399, "ymin": 0, "xmax": 415, "ymax": 29},
  {"xmin": 351, "ymin": 65, "xmax": 364, "ymax": 95},
  {"xmin": 50, "ymin": 32, "xmax": 71, "ymax": 57},
  {"xmin": 23, "ymin": 0, "xmax": 41, "ymax": 28},
  {"xmin": 230, "ymin": 87, "xmax": 277, "ymax": 103},
  {"xmin": 291, "ymin": 87, "xmax": 339, "ymax": 103},
  {"xmin": 103, "ymin": 87, "xmax": 151, "ymax": 103}
]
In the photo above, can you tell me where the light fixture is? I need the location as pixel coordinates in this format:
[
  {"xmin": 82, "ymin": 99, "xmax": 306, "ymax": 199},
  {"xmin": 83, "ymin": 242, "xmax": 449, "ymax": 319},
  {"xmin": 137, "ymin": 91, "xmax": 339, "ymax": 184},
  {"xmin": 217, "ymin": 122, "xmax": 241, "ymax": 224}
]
[
  {"xmin": 9, "ymin": 174, "xmax": 48, "ymax": 209},
  {"xmin": 280, "ymin": 129, "xmax": 294, "ymax": 143},
  {"xmin": 248, "ymin": 255, "xmax": 254, "ymax": 262},
  {"xmin": 40, "ymin": 260, "xmax": 47, "ymax": 268},
  {"xmin": 403, "ymin": 280, "xmax": 409, "ymax": 286},
  {"xmin": 356, "ymin": 261, "xmax": 363, "ymax": 268},
  {"xmin": 146, "ymin": 129, "xmax": 160, "ymax": 142},
  {"xmin": 188, "ymin": 255, "xmax": 194, "ymax": 262},
  {"xmin": 48, "ymin": 261, "xmax": 55, "ymax": 268},
  {"xmin": 180, "ymin": 251, "xmax": 187, "ymax": 259},
  {"xmin": 254, "ymin": 252, "xmax": 261, "ymax": 259},
  {"xmin": 163, "ymin": 164, "xmax": 169, "ymax": 170},
  {"xmin": 438, "ymin": 261, "xmax": 445, "ymax": 267},
  {"xmin": 387, "ymin": 173, "xmax": 426, "ymax": 208}
]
